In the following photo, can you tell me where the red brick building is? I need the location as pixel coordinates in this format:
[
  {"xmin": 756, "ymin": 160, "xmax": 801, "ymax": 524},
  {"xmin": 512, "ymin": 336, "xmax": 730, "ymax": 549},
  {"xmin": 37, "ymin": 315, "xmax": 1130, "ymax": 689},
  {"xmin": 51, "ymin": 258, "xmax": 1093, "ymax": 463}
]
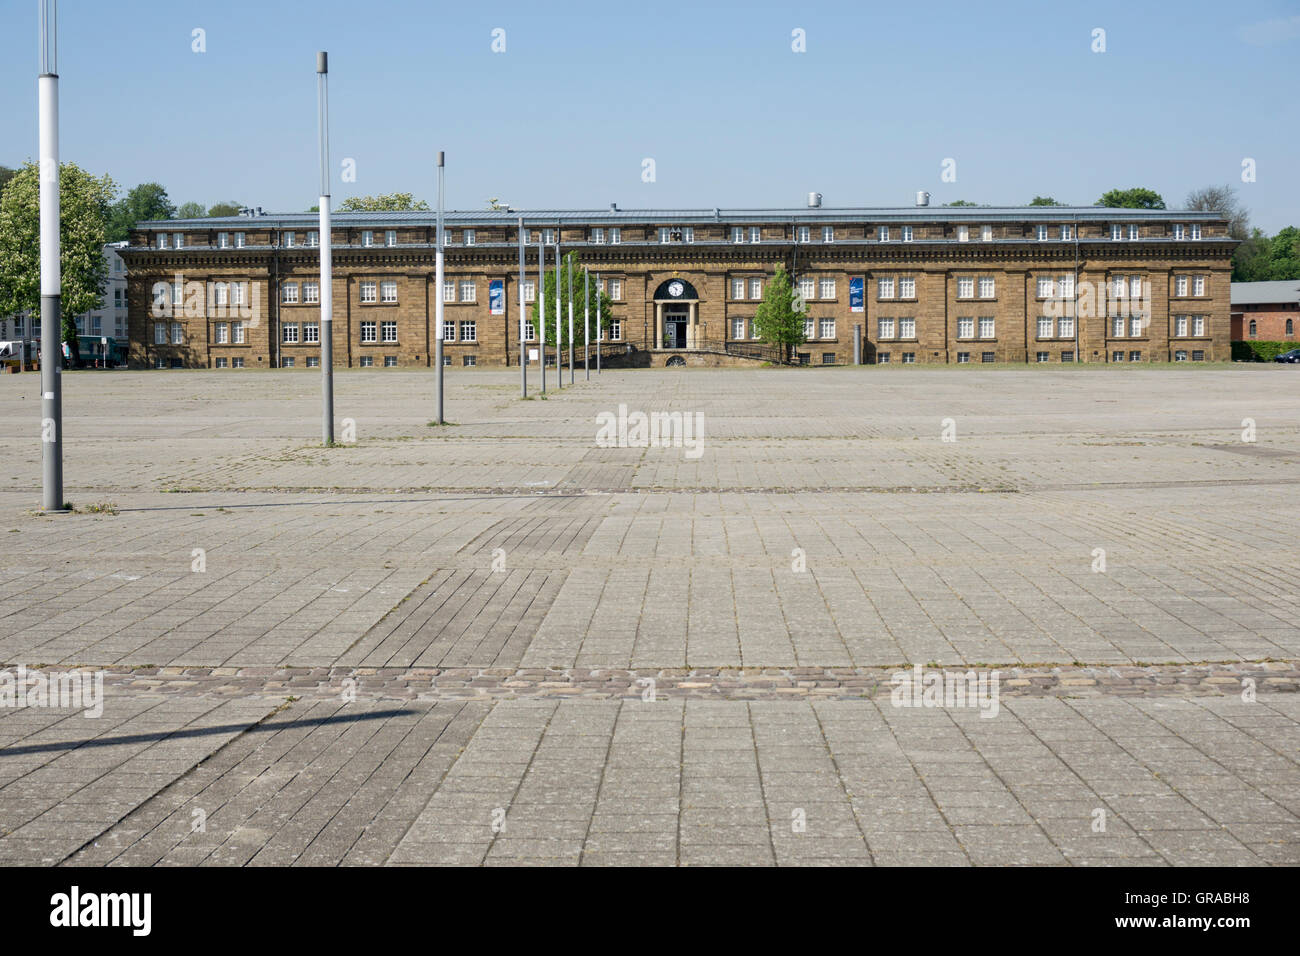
[
  {"xmin": 123, "ymin": 204, "xmax": 1234, "ymax": 369},
  {"xmin": 1230, "ymin": 280, "xmax": 1300, "ymax": 341}
]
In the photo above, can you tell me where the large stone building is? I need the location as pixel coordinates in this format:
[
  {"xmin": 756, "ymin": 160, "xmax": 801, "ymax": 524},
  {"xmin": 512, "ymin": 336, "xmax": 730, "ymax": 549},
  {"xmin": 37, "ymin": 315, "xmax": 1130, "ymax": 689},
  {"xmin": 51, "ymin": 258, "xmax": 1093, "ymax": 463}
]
[{"xmin": 122, "ymin": 203, "xmax": 1234, "ymax": 369}]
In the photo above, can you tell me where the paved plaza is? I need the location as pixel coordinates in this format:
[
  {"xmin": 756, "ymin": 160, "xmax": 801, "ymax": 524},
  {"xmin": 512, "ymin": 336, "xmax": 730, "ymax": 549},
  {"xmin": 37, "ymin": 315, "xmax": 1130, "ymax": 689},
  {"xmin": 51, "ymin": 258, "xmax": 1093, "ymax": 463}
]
[{"xmin": 0, "ymin": 365, "xmax": 1296, "ymax": 865}]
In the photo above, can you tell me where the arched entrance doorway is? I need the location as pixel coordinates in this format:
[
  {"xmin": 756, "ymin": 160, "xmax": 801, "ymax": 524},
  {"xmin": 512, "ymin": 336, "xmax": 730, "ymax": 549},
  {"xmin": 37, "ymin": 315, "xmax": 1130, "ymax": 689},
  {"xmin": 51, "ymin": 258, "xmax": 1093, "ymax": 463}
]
[{"xmin": 652, "ymin": 278, "xmax": 700, "ymax": 350}]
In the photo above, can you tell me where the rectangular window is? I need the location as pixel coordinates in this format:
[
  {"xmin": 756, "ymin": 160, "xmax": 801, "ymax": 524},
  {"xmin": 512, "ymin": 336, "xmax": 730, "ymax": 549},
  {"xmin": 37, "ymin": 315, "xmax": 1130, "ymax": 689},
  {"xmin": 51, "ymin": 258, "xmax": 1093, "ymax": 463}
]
[
  {"xmin": 1112, "ymin": 276, "xmax": 1127, "ymax": 298},
  {"xmin": 750, "ymin": 320, "xmax": 759, "ymax": 340},
  {"xmin": 233, "ymin": 321, "xmax": 245, "ymax": 343},
  {"xmin": 232, "ymin": 283, "xmax": 246, "ymax": 306},
  {"xmin": 979, "ymin": 317, "xmax": 995, "ymax": 339},
  {"xmin": 307, "ymin": 356, "xmax": 319, "ymax": 367},
  {"xmin": 610, "ymin": 319, "xmax": 622, "ymax": 340},
  {"xmin": 750, "ymin": 227, "xmax": 761, "ymax": 243},
  {"xmin": 982, "ymin": 352, "xmax": 995, "ymax": 363},
  {"xmin": 1058, "ymin": 316, "xmax": 1074, "ymax": 337},
  {"xmin": 957, "ymin": 352, "xmax": 970, "ymax": 363},
  {"xmin": 382, "ymin": 320, "xmax": 397, "ymax": 342},
  {"xmin": 610, "ymin": 228, "xmax": 621, "ymax": 244},
  {"xmin": 878, "ymin": 318, "xmax": 895, "ymax": 340},
  {"xmin": 1037, "ymin": 316, "xmax": 1053, "ymax": 339},
  {"xmin": 381, "ymin": 229, "xmax": 394, "ymax": 247},
  {"xmin": 523, "ymin": 280, "xmax": 535, "ymax": 303},
  {"xmin": 154, "ymin": 322, "xmax": 167, "ymax": 345},
  {"xmin": 463, "ymin": 354, "xmax": 477, "ymax": 367},
  {"xmin": 958, "ymin": 317, "xmax": 974, "ymax": 339},
  {"xmin": 1174, "ymin": 349, "xmax": 1188, "ymax": 362},
  {"xmin": 1191, "ymin": 224, "xmax": 1201, "ymax": 240},
  {"xmin": 799, "ymin": 277, "xmax": 816, "ymax": 300},
  {"xmin": 901, "ymin": 226, "xmax": 913, "ymax": 242},
  {"xmin": 878, "ymin": 226, "xmax": 889, "ymax": 242},
  {"xmin": 981, "ymin": 225, "xmax": 993, "ymax": 241},
  {"xmin": 215, "ymin": 357, "xmax": 228, "ymax": 368},
  {"xmin": 361, "ymin": 320, "xmax": 376, "ymax": 343},
  {"xmin": 304, "ymin": 322, "xmax": 319, "ymax": 343},
  {"xmin": 900, "ymin": 317, "xmax": 916, "ymax": 339},
  {"xmin": 235, "ymin": 232, "xmax": 246, "ymax": 248},
  {"xmin": 804, "ymin": 317, "xmax": 815, "ymax": 338},
  {"xmin": 978, "ymin": 277, "xmax": 995, "ymax": 298},
  {"xmin": 823, "ymin": 353, "xmax": 836, "ymax": 365},
  {"xmin": 1192, "ymin": 350, "xmax": 1205, "ymax": 361},
  {"xmin": 1111, "ymin": 224, "xmax": 1123, "ymax": 241},
  {"xmin": 591, "ymin": 228, "xmax": 604, "ymax": 244},
  {"xmin": 443, "ymin": 280, "xmax": 455, "ymax": 303},
  {"xmin": 304, "ymin": 281, "xmax": 319, "ymax": 303},
  {"xmin": 1193, "ymin": 275, "xmax": 1205, "ymax": 296},
  {"xmin": 232, "ymin": 356, "xmax": 244, "ymax": 368},
  {"xmin": 215, "ymin": 322, "xmax": 229, "ymax": 344},
  {"xmin": 157, "ymin": 233, "xmax": 169, "ymax": 249},
  {"xmin": 459, "ymin": 279, "xmax": 475, "ymax": 302},
  {"xmin": 461, "ymin": 320, "xmax": 477, "ymax": 342},
  {"xmin": 877, "ymin": 352, "xmax": 890, "ymax": 364},
  {"xmin": 899, "ymin": 277, "xmax": 915, "ymax": 298},
  {"xmin": 1193, "ymin": 315, "xmax": 1205, "ymax": 336},
  {"xmin": 385, "ymin": 356, "xmax": 398, "ymax": 367},
  {"xmin": 362, "ymin": 230, "xmax": 374, "ymax": 247},
  {"xmin": 171, "ymin": 322, "xmax": 183, "ymax": 345},
  {"xmin": 463, "ymin": 230, "xmax": 475, "ymax": 246},
  {"xmin": 902, "ymin": 352, "xmax": 915, "ymax": 364},
  {"xmin": 1036, "ymin": 351, "xmax": 1049, "ymax": 363},
  {"xmin": 282, "ymin": 282, "xmax": 299, "ymax": 304},
  {"xmin": 283, "ymin": 323, "xmax": 299, "ymax": 344},
  {"xmin": 878, "ymin": 277, "xmax": 895, "ymax": 299},
  {"xmin": 218, "ymin": 232, "xmax": 229, "ymax": 248},
  {"xmin": 1128, "ymin": 224, "xmax": 1139, "ymax": 240},
  {"xmin": 1175, "ymin": 315, "xmax": 1188, "ymax": 337},
  {"xmin": 1112, "ymin": 350, "xmax": 1124, "ymax": 362},
  {"xmin": 1129, "ymin": 350, "xmax": 1141, "ymax": 362},
  {"xmin": 360, "ymin": 355, "xmax": 374, "ymax": 367},
  {"xmin": 360, "ymin": 281, "xmax": 377, "ymax": 303},
  {"xmin": 1036, "ymin": 225, "xmax": 1048, "ymax": 241},
  {"xmin": 283, "ymin": 232, "xmax": 295, "ymax": 247},
  {"xmin": 749, "ymin": 278, "xmax": 762, "ymax": 299},
  {"xmin": 381, "ymin": 280, "xmax": 397, "ymax": 303},
  {"xmin": 543, "ymin": 228, "xmax": 556, "ymax": 244},
  {"xmin": 957, "ymin": 277, "xmax": 974, "ymax": 298},
  {"xmin": 1060, "ymin": 224, "xmax": 1073, "ymax": 241},
  {"xmin": 796, "ymin": 225, "xmax": 810, "ymax": 243},
  {"xmin": 958, "ymin": 225, "xmax": 970, "ymax": 242},
  {"xmin": 1037, "ymin": 277, "xmax": 1054, "ymax": 298},
  {"xmin": 608, "ymin": 279, "xmax": 622, "ymax": 300},
  {"xmin": 1130, "ymin": 316, "xmax": 1143, "ymax": 337},
  {"xmin": 818, "ymin": 278, "xmax": 835, "ymax": 300},
  {"xmin": 442, "ymin": 320, "xmax": 455, "ymax": 341},
  {"xmin": 1130, "ymin": 275, "xmax": 1142, "ymax": 298},
  {"xmin": 307, "ymin": 231, "xmax": 318, "ymax": 247},
  {"xmin": 732, "ymin": 318, "xmax": 745, "ymax": 339},
  {"xmin": 1062, "ymin": 351, "xmax": 1074, "ymax": 362},
  {"xmin": 214, "ymin": 282, "xmax": 229, "ymax": 306},
  {"xmin": 1059, "ymin": 274, "xmax": 1074, "ymax": 298},
  {"xmin": 822, "ymin": 226, "xmax": 834, "ymax": 243},
  {"xmin": 524, "ymin": 321, "xmax": 536, "ymax": 341},
  {"xmin": 1112, "ymin": 316, "xmax": 1125, "ymax": 337},
  {"xmin": 819, "ymin": 318, "xmax": 835, "ymax": 339},
  {"xmin": 732, "ymin": 278, "xmax": 745, "ymax": 299}
]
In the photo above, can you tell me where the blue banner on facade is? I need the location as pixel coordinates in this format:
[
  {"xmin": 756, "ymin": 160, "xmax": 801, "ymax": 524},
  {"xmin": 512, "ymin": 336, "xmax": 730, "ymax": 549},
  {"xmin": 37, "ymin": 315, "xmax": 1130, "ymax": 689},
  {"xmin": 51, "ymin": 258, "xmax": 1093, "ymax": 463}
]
[
  {"xmin": 849, "ymin": 277, "xmax": 864, "ymax": 313},
  {"xmin": 489, "ymin": 279, "xmax": 505, "ymax": 315}
]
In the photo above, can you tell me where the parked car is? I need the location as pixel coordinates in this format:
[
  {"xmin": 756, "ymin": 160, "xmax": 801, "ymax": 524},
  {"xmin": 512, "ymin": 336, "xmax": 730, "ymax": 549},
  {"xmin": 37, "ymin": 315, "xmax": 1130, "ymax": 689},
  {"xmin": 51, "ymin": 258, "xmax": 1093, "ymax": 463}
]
[{"xmin": 1273, "ymin": 348, "xmax": 1300, "ymax": 364}]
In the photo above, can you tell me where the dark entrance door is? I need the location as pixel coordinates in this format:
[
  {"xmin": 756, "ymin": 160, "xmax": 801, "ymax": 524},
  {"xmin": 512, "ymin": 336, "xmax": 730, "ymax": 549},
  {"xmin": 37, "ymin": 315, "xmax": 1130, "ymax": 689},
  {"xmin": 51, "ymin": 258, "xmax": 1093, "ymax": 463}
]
[{"xmin": 666, "ymin": 318, "xmax": 687, "ymax": 348}]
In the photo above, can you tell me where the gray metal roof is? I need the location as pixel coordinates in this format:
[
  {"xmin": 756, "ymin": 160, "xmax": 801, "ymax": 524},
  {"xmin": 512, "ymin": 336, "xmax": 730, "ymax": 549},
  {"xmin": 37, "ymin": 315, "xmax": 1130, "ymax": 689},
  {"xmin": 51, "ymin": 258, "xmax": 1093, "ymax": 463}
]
[
  {"xmin": 136, "ymin": 205, "xmax": 1225, "ymax": 230},
  {"xmin": 1230, "ymin": 280, "xmax": 1300, "ymax": 305}
]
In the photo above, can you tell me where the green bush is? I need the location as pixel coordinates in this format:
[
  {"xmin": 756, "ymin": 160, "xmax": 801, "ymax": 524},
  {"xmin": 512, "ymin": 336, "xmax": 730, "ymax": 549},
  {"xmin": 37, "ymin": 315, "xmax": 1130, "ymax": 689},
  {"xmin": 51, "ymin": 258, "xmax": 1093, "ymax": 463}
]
[{"xmin": 1232, "ymin": 340, "xmax": 1296, "ymax": 362}]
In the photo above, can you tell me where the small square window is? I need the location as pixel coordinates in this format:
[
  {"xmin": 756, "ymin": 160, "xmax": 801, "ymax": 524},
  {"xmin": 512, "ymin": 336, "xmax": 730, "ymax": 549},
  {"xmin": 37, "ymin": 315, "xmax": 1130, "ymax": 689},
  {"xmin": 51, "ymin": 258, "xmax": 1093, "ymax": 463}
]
[
  {"xmin": 384, "ymin": 355, "xmax": 398, "ymax": 367},
  {"xmin": 981, "ymin": 352, "xmax": 995, "ymax": 363},
  {"xmin": 463, "ymin": 354, "xmax": 477, "ymax": 366}
]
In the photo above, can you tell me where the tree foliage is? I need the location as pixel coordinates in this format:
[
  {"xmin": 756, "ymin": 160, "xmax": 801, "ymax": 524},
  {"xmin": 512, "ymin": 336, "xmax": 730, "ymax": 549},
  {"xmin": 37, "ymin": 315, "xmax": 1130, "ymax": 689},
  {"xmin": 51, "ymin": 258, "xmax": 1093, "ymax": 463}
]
[
  {"xmin": 106, "ymin": 182, "xmax": 174, "ymax": 240},
  {"xmin": 753, "ymin": 265, "xmax": 807, "ymax": 359},
  {"xmin": 1028, "ymin": 196, "xmax": 1066, "ymax": 206},
  {"xmin": 1185, "ymin": 184, "xmax": 1249, "ymax": 240},
  {"xmin": 338, "ymin": 192, "xmax": 430, "ymax": 212},
  {"xmin": 1233, "ymin": 226, "xmax": 1300, "ymax": 282},
  {"xmin": 1096, "ymin": 187, "xmax": 1165, "ymax": 209},
  {"xmin": 176, "ymin": 201, "xmax": 206, "ymax": 219},
  {"xmin": 0, "ymin": 161, "xmax": 115, "ymax": 365},
  {"xmin": 207, "ymin": 201, "xmax": 243, "ymax": 217},
  {"xmin": 531, "ymin": 250, "xmax": 611, "ymax": 349}
]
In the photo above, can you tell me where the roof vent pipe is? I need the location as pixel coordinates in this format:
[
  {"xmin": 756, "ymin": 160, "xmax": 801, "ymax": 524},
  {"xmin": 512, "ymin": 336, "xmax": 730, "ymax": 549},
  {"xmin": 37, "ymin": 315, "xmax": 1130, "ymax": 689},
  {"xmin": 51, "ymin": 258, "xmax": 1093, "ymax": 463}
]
[
  {"xmin": 807, "ymin": 192, "xmax": 822, "ymax": 208},
  {"xmin": 915, "ymin": 191, "xmax": 930, "ymax": 207}
]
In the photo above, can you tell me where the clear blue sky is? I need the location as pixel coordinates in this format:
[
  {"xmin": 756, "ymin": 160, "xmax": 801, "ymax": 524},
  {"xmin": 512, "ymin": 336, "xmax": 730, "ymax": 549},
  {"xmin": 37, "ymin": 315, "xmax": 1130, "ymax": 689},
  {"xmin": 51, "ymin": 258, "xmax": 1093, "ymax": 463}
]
[{"xmin": 2, "ymin": 0, "xmax": 1297, "ymax": 231}]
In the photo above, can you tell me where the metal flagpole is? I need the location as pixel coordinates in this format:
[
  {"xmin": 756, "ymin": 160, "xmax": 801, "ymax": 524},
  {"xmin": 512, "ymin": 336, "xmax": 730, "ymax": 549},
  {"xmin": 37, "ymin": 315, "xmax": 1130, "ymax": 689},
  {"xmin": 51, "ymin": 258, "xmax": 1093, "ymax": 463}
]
[
  {"xmin": 584, "ymin": 268, "xmax": 590, "ymax": 380},
  {"xmin": 434, "ymin": 151, "xmax": 445, "ymax": 422},
  {"xmin": 596, "ymin": 272, "xmax": 601, "ymax": 375},
  {"xmin": 517, "ymin": 216, "xmax": 526, "ymax": 397},
  {"xmin": 554, "ymin": 242, "xmax": 561, "ymax": 388},
  {"xmin": 537, "ymin": 237, "xmax": 545, "ymax": 393},
  {"xmin": 316, "ymin": 51, "xmax": 334, "ymax": 445},
  {"xmin": 567, "ymin": 254, "xmax": 574, "ymax": 384},
  {"xmin": 38, "ymin": 0, "xmax": 63, "ymax": 510}
]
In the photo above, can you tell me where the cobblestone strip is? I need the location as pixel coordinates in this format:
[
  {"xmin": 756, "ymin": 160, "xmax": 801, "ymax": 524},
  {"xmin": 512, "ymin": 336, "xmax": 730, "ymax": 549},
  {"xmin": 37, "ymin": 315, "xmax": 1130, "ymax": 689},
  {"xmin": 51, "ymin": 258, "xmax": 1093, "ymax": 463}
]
[{"xmin": 81, "ymin": 660, "xmax": 1300, "ymax": 703}]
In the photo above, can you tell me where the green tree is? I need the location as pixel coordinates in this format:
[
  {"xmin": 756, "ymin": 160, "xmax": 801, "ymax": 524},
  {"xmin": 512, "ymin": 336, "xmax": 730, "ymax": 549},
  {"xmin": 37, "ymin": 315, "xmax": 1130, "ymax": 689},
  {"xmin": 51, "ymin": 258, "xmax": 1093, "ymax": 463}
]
[
  {"xmin": 945, "ymin": 200, "xmax": 980, "ymax": 207},
  {"xmin": 0, "ymin": 161, "xmax": 115, "ymax": 367},
  {"xmin": 1233, "ymin": 226, "xmax": 1300, "ymax": 282},
  {"xmin": 752, "ymin": 264, "xmax": 806, "ymax": 361},
  {"xmin": 1096, "ymin": 187, "xmax": 1165, "ymax": 209},
  {"xmin": 0, "ymin": 166, "xmax": 18, "ymax": 197},
  {"xmin": 338, "ymin": 192, "xmax": 430, "ymax": 212},
  {"xmin": 531, "ymin": 250, "xmax": 611, "ymax": 349},
  {"xmin": 1028, "ymin": 196, "xmax": 1066, "ymax": 206},
  {"xmin": 107, "ymin": 182, "xmax": 174, "ymax": 240},
  {"xmin": 207, "ymin": 201, "xmax": 242, "ymax": 217},
  {"xmin": 176, "ymin": 201, "xmax": 206, "ymax": 219}
]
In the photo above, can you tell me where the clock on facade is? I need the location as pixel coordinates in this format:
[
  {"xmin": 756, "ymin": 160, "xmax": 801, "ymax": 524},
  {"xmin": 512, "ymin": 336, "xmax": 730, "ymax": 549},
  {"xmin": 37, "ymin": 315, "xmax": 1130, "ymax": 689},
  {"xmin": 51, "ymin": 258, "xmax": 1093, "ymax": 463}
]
[{"xmin": 668, "ymin": 281, "xmax": 684, "ymax": 297}]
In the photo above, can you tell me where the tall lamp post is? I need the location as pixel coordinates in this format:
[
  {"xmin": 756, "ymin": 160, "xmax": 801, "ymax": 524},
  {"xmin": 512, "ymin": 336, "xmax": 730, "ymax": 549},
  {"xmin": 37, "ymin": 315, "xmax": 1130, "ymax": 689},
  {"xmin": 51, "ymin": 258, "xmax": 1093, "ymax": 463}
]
[
  {"xmin": 596, "ymin": 272, "xmax": 602, "ymax": 375},
  {"xmin": 537, "ymin": 236, "xmax": 545, "ymax": 393},
  {"xmin": 316, "ymin": 51, "xmax": 334, "ymax": 445},
  {"xmin": 517, "ymin": 216, "xmax": 526, "ymax": 397},
  {"xmin": 38, "ymin": 0, "xmax": 63, "ymax": 511},
  {"xmin": 583, "ymin": 267, "xmax": 590, "ymax": 380},
  {"xmin": 434, "ymin": 151, "xmax": 445, "ymax": 423},
  {"xmin": 567, "ymin": 254, "xmax": 574, "ymax": 384},
  {"xmin": 554, "ymin": 242, "xmax": 561, "ymax": 389}
]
